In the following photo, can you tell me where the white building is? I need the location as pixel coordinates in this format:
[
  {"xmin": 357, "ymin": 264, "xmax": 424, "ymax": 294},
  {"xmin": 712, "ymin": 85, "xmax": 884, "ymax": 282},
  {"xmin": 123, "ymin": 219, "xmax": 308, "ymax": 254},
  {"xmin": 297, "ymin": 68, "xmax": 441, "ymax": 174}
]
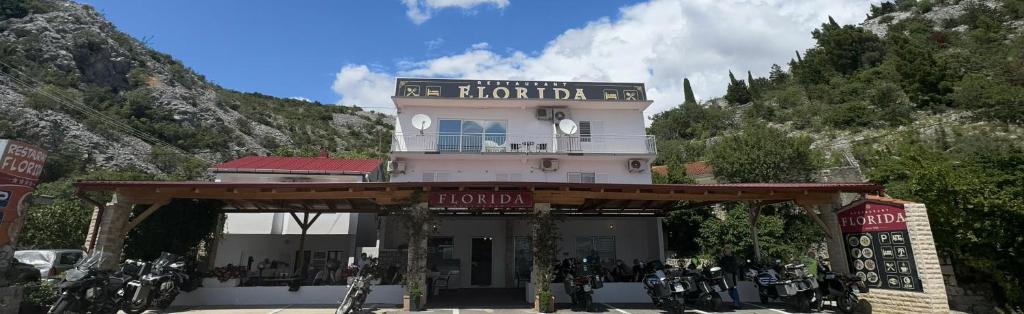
[
  {"xmin": 381, "ymin": 78, "xmax": 663, "ymax": 295},
  {"xmin": 208, "ymin": 154, "xmax": 383, "ymax": 276}
]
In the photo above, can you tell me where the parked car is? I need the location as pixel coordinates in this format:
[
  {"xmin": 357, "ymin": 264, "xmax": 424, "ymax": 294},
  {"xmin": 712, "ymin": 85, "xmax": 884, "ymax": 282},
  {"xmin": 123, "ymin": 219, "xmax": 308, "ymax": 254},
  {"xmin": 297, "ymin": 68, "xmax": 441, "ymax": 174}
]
[{"xmin": 14, "ymin": 249, "xmax": 84, "ymax": 279}]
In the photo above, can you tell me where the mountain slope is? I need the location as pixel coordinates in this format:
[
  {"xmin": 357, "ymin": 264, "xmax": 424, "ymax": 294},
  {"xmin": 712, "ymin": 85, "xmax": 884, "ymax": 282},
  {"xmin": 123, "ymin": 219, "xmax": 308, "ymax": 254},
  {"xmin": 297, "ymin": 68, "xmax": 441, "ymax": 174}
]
[{"xmin": 0, "ymin": 0, "xmax": 392, "ymax": 180}]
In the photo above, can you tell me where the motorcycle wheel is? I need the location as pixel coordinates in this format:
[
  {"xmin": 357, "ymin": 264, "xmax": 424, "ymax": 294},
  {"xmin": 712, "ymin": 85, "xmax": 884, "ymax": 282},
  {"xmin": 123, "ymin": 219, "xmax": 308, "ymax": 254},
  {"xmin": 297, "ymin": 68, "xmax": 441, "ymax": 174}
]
[
  {"xmin": 672, "ymin": 298, "xmax": 686, "ymax": 314},
  {"xmin": 837, "ymin": 292, "xmax": 859, "ymax": 314},
  {"xmin": 49, "ymin": 297, "xmax": 72, "ymax": 314},
  {"xmin": 122, "ymin": 297, "xmax": 152, "ymax": 314},
  {"xmin": 790, "ymin": 293, "xmax": 811, "ymax": 313},
  {"xmin": 583, "ymin": 293, "xmax": 594, "ymax": 312},
  {"xmin": 706, "ymin": 293, "xmax": 724, "ymax": 312},
  {"xmin": 337, "ymin": 295, "xmax": 355, "ymax": 314},
  {"xmin": 156, "ymin": 295, "xmax": 177, "ymax": 310},
  {"xmin": 760, "ymin": 294, "xmax": 769, "ymax": 304},
  {"xmin": 810, "ymin": 290, "xmax": 823, "ymax": 312}
]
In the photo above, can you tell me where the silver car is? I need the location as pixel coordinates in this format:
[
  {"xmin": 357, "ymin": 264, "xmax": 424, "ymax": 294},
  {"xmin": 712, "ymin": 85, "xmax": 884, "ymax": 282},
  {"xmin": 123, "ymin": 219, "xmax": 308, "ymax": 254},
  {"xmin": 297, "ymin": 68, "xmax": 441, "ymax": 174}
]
[{"xmin": 14, "ymin": 249, "xmax": 85, "ymax": 279}]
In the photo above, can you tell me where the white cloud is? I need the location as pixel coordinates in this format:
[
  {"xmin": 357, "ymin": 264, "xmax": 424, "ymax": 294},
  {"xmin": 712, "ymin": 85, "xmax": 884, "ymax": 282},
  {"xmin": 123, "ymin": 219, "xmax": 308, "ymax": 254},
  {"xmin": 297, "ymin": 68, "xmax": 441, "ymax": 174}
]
[
  {"xmin": 402, "ymin": 0, "xmax": 510, "ymax": 24},
  {"xmin": 425, "ymin": 38, "xmax": 445, "ymax": 50},
  {"xmin": 332, "ymin": 65, "xmax": 395, "ymax": 112},
  {"xmin": 470, "ymin": 42, "xmax": 489, "ymax": 50},
  {"xmin": 338, "ymin": 0, "xmax": 881, "ymax": 117},
  {"xmin": 290, "ymin": 97, "xmax": 312, "ymax": 102}
]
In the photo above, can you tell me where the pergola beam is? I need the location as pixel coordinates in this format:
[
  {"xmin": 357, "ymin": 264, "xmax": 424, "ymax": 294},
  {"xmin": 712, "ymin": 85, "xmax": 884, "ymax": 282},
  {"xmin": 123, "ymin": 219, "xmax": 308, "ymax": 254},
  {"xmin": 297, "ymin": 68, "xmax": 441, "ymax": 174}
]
[{"xmin": 125, "ymin": 199, "xmax": 170, "ymax": 231}]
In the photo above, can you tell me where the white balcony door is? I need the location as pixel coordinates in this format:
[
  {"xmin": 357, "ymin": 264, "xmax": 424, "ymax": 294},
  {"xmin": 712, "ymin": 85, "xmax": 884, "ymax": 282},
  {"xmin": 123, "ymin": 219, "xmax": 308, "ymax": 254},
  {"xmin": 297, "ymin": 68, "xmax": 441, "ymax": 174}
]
[{"xmin": 579, "ymin": 120, "xmax": 606, "ymax": 153}]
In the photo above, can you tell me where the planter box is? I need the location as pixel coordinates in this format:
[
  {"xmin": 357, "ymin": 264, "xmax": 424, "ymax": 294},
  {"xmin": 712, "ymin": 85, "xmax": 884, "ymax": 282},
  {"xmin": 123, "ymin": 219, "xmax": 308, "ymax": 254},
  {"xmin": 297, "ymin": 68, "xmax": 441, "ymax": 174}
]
[{"xmin": 201, "ymin": 278, "xmax": 240, "ymax": 288}]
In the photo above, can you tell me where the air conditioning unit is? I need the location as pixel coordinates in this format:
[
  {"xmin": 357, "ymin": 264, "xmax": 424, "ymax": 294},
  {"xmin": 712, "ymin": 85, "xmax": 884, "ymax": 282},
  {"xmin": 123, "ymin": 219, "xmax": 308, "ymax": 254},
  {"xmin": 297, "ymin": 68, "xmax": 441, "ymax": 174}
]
[
  {"xmin": 540, "ymin": 158, "xmax": 559, "ymax": 172},
  {"xmin": 535, "ymin": 107, "xmax": 553, "ymax": 121},
  {"xmin": 387, "ymin": 160, "xmax": 406, "ymax": 174},
  {"xmin": 552, "ymin": 108, "xmax": 571, "ymax": 121},
  {"xmin": 626, "ymin": 159, "xmax": 648, "ymax": 173}
]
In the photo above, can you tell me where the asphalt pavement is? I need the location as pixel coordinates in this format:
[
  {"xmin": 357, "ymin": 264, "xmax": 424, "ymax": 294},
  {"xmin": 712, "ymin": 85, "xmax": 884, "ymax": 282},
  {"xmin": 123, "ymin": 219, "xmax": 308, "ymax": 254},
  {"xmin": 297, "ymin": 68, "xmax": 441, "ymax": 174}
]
[{"xmin": 162, "ymin": 302, "xmax": 841, "ymax": 314}]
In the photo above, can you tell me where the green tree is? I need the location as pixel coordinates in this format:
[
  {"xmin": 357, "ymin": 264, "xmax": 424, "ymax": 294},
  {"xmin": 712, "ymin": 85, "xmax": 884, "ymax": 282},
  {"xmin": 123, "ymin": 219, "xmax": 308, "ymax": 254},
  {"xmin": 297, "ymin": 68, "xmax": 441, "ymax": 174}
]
[
  {"xmin": 706, "ymin": 122, "xmax": 821, "ymax": 183},
  {"xmin": 724, "ymin": 71, "xmax": 752, "ymax": 105},
  {"xmin": 683, "ymin": 78, "xmax": 696, "ymax": 104},
  {"xmin": 811, "ymin": 20, "xmax": 885, "ymax": 75}
]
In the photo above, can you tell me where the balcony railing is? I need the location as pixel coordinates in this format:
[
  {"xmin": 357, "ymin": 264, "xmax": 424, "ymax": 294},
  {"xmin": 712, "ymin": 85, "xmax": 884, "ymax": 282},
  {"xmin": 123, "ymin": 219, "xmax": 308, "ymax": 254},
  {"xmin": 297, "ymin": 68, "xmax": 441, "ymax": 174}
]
[{"xmin": 392, "ymin": 133, "xmax": 657, "ymax": 155}]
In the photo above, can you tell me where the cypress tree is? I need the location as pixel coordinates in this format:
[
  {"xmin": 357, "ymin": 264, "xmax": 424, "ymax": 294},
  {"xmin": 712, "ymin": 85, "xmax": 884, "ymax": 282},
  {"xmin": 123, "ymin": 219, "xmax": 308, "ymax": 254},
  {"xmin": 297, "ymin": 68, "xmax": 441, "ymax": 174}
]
[
  {"xmin": 683, "ymin": 78, "xmax": 696, "ymax": 104},
  {"xmin": 747, "ymin": 71, "xmax": 755, "ymax": 88},
  {"xmin": 795, "ymin": 50, "xmax": 803, "ymax": 63},
  {"xmin": 828, "ymin": 15, "xmax": 839, "ymax": 28},
  {"xmin": 728, "ymin": 70, "xmax": 738, "ymax": 84}
]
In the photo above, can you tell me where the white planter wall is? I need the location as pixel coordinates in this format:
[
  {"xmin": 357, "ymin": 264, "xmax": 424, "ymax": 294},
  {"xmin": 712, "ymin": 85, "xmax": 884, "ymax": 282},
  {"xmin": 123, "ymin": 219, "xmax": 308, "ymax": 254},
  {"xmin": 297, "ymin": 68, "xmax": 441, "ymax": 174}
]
[{"xmin": 172, "ymin": 285, "xmax": 404, "ymax": 306}]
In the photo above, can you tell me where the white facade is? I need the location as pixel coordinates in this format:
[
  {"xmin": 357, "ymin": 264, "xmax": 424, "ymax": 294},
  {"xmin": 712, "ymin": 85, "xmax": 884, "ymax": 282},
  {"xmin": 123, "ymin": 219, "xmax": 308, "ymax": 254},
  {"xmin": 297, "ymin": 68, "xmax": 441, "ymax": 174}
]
[{"xmin": 380, "ymin": 79, "xmax": 664, "ymax": 296}]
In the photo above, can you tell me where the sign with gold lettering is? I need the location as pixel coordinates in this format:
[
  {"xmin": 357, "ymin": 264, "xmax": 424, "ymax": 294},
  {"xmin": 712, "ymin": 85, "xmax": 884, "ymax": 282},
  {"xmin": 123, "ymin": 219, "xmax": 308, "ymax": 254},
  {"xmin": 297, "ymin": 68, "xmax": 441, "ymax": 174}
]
[
  {"xmin": 396, "ymin": 78, "xmax": 647, "ymax": 101},
  {"xmin": 429, "ymin": 191, "xmax": 534, "ymax": 208}
]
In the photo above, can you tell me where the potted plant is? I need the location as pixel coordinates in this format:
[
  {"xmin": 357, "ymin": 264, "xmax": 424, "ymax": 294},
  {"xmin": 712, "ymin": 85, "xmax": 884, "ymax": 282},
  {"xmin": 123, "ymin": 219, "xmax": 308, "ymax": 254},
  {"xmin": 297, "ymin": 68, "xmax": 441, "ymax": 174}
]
[
  {"xmin": 535, "ymin": 289, "xmax": 555, "ymax": 313},
  {"xmin": 404, "ymin": 286, "xmax": 424, "ymax": 311}
]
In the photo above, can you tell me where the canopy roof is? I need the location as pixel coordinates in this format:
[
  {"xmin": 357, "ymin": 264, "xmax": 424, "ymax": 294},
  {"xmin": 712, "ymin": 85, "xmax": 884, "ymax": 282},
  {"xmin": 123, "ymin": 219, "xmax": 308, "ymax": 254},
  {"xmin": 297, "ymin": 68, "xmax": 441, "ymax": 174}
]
[
  {"xmin": 76, "ymin": 181, "xmax": 882, "ymax": 217},
  {"xmin": 209, "ymin": 156, "xmax": 381, "ymax": 175}
]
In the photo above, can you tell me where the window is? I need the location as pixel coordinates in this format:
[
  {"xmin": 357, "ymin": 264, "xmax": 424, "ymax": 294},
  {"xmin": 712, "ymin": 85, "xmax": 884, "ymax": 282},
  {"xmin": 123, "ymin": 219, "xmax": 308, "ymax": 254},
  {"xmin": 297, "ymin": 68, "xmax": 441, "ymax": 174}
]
[
  {"xmin": 438, "ymin": 119, "xmax": 507, "ymax": 152},
  {"xmin": 567, "ymin": 172, "xmax": 596, "ymax": 183},
  {"xmin": 580, "ymin": 121, "xmax": 592, "ymax": 143},
  {"xmin": 576, "ymin": 236, "xmax": 616, "ymax": 262},
  {"xmin": 422, "ymin": 171, "xmax": 451, "ymax": 182}
]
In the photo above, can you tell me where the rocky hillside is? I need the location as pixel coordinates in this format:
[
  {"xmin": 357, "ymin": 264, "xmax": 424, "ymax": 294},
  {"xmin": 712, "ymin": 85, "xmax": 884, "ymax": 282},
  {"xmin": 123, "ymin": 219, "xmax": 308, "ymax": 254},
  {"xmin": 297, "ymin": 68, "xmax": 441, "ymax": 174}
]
[{"xmin": 0, "ymin": 0, "xmax": 392, "ymax": 180}]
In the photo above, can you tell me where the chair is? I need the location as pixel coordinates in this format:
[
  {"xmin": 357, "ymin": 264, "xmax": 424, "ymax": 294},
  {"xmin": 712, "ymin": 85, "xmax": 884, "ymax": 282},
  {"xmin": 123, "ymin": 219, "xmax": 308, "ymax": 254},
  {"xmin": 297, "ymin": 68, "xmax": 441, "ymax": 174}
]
[{"xmin": 433, "ymin": 270, "xmax": 459, "ymax": 295}]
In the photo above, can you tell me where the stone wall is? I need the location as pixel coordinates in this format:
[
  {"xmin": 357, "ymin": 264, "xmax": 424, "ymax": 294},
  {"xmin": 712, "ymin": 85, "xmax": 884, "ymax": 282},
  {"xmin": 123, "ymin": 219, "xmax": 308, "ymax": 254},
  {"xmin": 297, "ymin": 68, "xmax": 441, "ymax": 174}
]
[{"xmin": 822, "ymin": 198, "xmax": 950, "ymax": 313}]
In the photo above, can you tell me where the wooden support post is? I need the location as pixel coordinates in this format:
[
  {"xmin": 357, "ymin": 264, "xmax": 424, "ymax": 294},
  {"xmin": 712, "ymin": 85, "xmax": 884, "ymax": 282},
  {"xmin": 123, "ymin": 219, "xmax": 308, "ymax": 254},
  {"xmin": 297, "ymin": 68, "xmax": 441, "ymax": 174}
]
[
  {"xmin": 288, "ymin": 212, "xmax": 321, "ymax": 280},
  {"xmin": 795, "ymin": 201, "xmax": 833, "ymax": 240},
  {"xmin": 749, "ymin": 204, "xmax": 762, "ymax": 262}
]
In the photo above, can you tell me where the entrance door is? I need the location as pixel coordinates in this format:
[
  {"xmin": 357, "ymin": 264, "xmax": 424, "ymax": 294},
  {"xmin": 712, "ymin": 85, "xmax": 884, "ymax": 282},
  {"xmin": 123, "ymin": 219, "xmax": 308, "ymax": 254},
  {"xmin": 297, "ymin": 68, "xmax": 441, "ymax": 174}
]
[{"xmin": 471, "ymin": 237, "xmax": 493, "ymax": 286}]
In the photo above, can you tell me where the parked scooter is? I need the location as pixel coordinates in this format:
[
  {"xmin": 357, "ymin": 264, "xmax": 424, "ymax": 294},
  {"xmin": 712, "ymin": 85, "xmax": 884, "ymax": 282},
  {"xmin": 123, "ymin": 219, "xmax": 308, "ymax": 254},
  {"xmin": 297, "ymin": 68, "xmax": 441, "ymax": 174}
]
[
  {"xmin": 562, "ymin": 257, "xmax": 603, "ymax": 311},
  {"xmin": 641, "ymin": 261, "xmax": 686, "ymax": 314},
  {"xmin": 747, "ymin": 260, "xmax": 821, "ymax": 312},
  {"xmin": 49, "ymin": 253, "xmax": 130, "ymax": 314},
  {"xmin": 336, "ymin": 258, "xmax": 379, "ymax": 314},
  {"xmin": 120, "ymin": 252, "xmax": 190, "ymax": 313},
  {"xmin": 816, "ymin": 258, "xmax": 867, "ymax": 313}
]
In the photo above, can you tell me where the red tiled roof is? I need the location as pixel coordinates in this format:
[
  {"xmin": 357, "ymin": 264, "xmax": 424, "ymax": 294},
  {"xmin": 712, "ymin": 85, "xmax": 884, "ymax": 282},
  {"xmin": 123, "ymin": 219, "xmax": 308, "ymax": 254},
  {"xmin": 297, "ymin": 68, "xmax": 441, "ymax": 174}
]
[
  {"xmin": 210, "ymin": 156, "xmax": 381, "ymax": 175},
  {"xmin": 684, "ymin": 162, "xmax": 714, "ymax": 176},
  {"xmin": 651, "ymin": 165, "xmax": 669, "ymax": 176}
]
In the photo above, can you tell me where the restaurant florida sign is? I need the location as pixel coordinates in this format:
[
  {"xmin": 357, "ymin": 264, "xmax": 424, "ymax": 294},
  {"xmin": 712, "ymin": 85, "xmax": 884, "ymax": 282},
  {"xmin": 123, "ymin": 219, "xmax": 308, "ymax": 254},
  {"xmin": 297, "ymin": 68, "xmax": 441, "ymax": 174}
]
[
  {"xmin": 395, "ymin": 78, "xmax": 647, "ymax": 101},
  {"xmin": 0, "ymin": 139, "xmax": 47, "ymax": 273},
  {"xmin": 429, "ymin": 191, "xmax": 534, "ymax": 208},
  {"xmin": 837, "ymin": 199, "xmax": 922, "ymax": 292}
]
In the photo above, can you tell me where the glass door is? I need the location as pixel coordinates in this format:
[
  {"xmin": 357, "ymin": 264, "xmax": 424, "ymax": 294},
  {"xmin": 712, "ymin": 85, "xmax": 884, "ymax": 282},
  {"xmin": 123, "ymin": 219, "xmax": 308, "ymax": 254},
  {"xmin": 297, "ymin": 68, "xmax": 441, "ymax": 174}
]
[{"xmin": 471, "ymin": 237, "xmax": 493, "ymax": 286}]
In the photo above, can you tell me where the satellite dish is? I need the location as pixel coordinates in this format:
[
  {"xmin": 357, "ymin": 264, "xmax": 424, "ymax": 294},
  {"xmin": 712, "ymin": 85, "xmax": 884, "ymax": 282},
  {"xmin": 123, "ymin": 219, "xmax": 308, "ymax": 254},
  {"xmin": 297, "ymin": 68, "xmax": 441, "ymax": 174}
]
[
  {"xmin": 411, "ymin": 114, "xmax": 432, "ymax": 132},
  {"xmin": 558, "ymin": 119, "xmax": 578, "ymax": 135}
]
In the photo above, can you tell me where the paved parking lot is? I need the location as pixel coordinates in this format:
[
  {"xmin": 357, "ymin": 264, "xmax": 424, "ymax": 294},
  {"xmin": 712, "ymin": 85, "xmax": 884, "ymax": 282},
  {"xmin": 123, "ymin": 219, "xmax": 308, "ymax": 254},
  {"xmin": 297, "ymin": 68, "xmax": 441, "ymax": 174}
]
[{"xmin": 164, "ymin": 302, "xmax": 841, "ymax": 314}]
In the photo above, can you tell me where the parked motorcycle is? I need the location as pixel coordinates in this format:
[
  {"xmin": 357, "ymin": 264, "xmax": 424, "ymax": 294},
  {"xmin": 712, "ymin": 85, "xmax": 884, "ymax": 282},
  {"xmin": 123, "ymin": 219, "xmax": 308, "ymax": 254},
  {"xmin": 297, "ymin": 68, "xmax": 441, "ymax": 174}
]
[
  {"xmin": 816, "ymin": 258, "xmax": 867, "ymax": 313},
  {"xmin": 688, "ymin": 266, "xmax": 728, "ymax": 311},
  {"xmin": 641, "ymin": 262, "xmax": 686, "ymax": 314},
  {"xmin": 336, "ymin": 258, "xmax": 379, "ymax": 314},
  {"xmin": 747, "ymin": 260, "xmax": 821, "ymax": 312},
  {"xmin": 120, "ymin": 252, "xmax": 190, "ymax": 313},
  {"xmin": 49, "ymin": 253, "xmax": 130, "ymax": 314},
  {"xmin": 562, "ymin": 257, "xmax": 603, "ymax": 311}
]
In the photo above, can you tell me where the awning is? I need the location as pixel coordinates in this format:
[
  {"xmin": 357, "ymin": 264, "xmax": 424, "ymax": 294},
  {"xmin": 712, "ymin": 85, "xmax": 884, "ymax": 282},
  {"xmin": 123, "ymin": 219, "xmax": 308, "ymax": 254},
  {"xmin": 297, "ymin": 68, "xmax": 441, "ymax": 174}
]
[{"xmin": 76, "ymin": 181, "xmax": 882, "ymax": 217}]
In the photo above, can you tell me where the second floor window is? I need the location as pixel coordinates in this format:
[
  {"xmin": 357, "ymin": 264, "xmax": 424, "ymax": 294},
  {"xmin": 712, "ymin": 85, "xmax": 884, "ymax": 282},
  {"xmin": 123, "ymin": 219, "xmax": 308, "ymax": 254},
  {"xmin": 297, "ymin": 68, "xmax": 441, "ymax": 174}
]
[{"xmin": 438, "ymin": 119, "xmax": 507, "ymax": 152}]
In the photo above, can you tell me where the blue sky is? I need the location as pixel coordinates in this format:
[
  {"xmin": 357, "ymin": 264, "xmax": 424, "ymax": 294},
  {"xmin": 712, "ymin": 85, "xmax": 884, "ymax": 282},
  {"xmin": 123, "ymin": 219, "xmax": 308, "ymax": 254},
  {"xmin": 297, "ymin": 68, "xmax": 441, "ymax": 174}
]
[{"xmin": 82, "ymin": 0, "xmax": 880, "ymax": 116}]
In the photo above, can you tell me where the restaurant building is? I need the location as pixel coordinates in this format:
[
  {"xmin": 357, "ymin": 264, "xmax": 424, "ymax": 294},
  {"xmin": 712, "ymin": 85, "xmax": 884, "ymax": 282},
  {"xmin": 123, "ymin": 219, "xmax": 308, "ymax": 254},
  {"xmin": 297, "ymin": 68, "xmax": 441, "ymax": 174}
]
[
  {"xmin": 74, "ymin": 78, "xmax": 950, "ymax": 313},
  {"xmin": 382, "ymin": 78, "xmax": 662, "ymax": 296}
]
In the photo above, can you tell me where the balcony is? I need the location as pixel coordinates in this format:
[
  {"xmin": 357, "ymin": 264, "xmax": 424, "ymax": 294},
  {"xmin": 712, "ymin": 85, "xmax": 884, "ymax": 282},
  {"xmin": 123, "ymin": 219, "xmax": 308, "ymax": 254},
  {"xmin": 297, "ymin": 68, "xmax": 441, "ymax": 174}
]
[{"xmin": 391, "ymin": 133, "xmax": 657, "ymax": 155}]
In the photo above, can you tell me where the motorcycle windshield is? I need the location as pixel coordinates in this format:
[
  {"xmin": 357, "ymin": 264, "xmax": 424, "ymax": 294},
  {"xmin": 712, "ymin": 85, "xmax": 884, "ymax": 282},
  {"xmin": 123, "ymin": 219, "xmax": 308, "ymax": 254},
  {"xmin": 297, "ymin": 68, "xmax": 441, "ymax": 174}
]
[
  {"xmin": 75, "ymin": 252, "xmax": 104, "ymax": 270},
  {"xmin": 153, "ymin": 252, "xmax": 181, "ymax": 268}
]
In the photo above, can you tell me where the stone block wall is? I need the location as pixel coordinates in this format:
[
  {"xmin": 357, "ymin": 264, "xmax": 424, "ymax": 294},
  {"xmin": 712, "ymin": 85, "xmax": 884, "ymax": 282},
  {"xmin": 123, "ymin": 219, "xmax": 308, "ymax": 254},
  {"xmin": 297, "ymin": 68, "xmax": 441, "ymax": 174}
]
[{"xmin": 822, "ymin": 198, "xmax": 950, "ymax": 313}]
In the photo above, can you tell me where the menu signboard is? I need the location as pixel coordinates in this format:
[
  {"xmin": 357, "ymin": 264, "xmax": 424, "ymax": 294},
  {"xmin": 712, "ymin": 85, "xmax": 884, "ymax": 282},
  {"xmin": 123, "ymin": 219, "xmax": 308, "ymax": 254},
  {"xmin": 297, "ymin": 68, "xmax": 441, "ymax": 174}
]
[{"xmin": 838, "ymin": 200, "xmax": 923, "ymax": 292}]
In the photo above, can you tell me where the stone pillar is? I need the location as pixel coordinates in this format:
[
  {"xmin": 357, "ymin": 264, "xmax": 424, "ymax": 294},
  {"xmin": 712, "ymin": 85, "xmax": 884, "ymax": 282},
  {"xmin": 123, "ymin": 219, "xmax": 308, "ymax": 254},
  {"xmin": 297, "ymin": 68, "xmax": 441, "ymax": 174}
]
[
  {"xmin": 92, "ymin": 194, "xmax": 134, "ymax": 271},
  {"xmin": 530, "ymin": 203, "xmax": 556, "ymax": 312},
  {"xmin": 403, "ymin": 203, "xmax": 430, "ymax": 311},
  {"xmin": 821, "ymin": 197, "xmax": 950, "ymax": 313}
]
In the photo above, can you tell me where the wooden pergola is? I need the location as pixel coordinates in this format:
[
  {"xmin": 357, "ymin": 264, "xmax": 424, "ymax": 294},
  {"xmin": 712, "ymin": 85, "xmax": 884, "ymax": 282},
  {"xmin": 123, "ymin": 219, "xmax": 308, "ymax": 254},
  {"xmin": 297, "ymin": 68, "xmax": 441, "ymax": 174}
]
[{"xmin": 76, "ymin": 180, "xmax": 881, "ymax": 309}]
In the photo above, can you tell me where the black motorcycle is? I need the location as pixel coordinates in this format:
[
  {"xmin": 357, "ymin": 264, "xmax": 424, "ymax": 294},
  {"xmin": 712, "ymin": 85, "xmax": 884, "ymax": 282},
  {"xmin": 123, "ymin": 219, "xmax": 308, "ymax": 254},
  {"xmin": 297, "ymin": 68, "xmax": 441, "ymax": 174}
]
[
  {"xmin": 747, "ymin": 260, "xmax": 821, "ymax": 312},
  {"xmin": 336, "ymin": 258, "xmax": 379, "ymax": 314},
  {"xmin": 49, "ymin": 253, "xmax": 130, "ymax": 314},
  {"xmin": 642, "ymin": 263, "xmax": 686, "ymax": 314},
  {"xmin": 686, "ymin": 266, "xmax": 728, "ymax": 311},
  {"xmin": 120, "ymin": 252, "xmax": 190, "ymax": 313},
  {"xmin": 562, "ymin": 257, "xmax": 602, "ymax": 311},
  {"xmin": 816, "ymin": 259, "xmax": 867, "ymax": 313}
]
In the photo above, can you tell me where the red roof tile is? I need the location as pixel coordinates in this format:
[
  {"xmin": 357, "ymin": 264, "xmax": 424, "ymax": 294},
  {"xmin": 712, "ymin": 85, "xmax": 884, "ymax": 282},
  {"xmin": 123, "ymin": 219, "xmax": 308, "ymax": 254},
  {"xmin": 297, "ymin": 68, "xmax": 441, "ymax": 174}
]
[
  {"xmin": 210, "ymin": 156, "xmax": 381, "ymax": 175},
  {"xmin": 684, "ymin": 162, "xmax": 714, "ymax": 176}
]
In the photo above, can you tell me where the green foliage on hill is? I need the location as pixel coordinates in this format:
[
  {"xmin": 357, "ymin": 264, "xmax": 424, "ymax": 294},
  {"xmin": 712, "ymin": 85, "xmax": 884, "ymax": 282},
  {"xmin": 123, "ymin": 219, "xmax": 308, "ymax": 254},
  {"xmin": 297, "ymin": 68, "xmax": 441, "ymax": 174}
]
[{"xmin": 650, "ymin": 0, "xmax": 1024, "ymax": 307}]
